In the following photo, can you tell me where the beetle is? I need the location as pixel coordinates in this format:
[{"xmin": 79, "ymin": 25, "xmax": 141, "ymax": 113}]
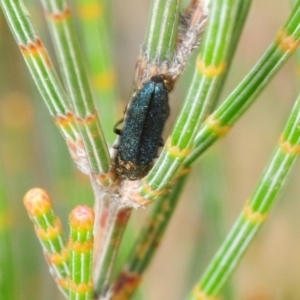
[{"xmin": 114, "ymin": 75, "xmax": 170, "ymax": 180}]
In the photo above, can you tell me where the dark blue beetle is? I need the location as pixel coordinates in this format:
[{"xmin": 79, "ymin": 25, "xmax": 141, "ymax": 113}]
[{"xmin": 115, "ymin": 76, "xmax": 170, "ymax": 180}]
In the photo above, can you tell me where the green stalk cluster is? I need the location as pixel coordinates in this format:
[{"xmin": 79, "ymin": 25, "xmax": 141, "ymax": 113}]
[
  {"xmin": 140, "ymin": 1, "xmax": 300, "ymax": 200},
  {"xmin": 110, "ymin": 0, "xmax": 253, "ymax": 297},
  {"xmin": 3, "ymin": 0, "xmax": 300, "ymax": 299},
  {"xmin": 189, "ymin": 89, "xmax": 300, "ymax": 299},
  {"xmin": 40, "ymin": 0, "xmax": 111, "ymax": 178},
  {"xmin": 0, "ymin": 0, "xmax": 78, "ymax": 142},
  {"xmin": 187, "ymin": 3, "xmax": 300, "ymax": 165},
  {"xmin": 140, "ymin": 0, "xmax": 250, "ymax": 199}
]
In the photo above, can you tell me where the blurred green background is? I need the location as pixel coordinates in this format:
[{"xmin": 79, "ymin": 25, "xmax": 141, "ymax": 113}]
[{"xmin": 0, "ymin": 1, "xmax": 300, "ymax": 299}]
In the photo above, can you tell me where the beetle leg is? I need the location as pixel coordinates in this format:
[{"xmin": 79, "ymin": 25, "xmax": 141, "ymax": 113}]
[
  {"xmin": 114, "ymin": 118, "xmax": 124, "ymax": 135},
  {"xmin": 158, "ymin": 137, "xmax": 164, "ymax": 147}
]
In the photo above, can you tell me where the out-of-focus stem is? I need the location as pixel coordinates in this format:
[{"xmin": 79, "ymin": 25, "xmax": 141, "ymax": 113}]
[
  {"xmin": 75, "ymin": 0, "xmax": 118, "ymax": 143},
  {"xmin": 0, "ymin": 169, "xmax": 16, "ymax": 300}
]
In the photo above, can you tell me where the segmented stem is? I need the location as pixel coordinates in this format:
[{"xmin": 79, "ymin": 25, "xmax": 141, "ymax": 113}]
[
  {"xmin": 23, "ymin": 188, "xmax": 69, "ymax": 296},
  {"xmin": 69, "ymin": 205, "xmax": 94, "ymax": 300},
  {"xmin": 211, "ymin": 0, "xmax": 252, "ymax": 106},
  {"xmin": 134, "ymin": 0, "xmax": 181, "ymax": 88},
  {"xmin": 144, "ymin": 0, "xmax": 180, "ymax": 63},
  {"xmin": 93, "ymin": 198, "xmax": 132, "ymax": 297}
]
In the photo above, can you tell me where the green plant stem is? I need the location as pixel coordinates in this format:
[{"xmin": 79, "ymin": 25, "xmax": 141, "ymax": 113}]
[
  {"xmin": 134, "ymin": 0, "xmax": 181, "ymax": 89},
  {"xmin": 211, "ymin": 0, "xmax": 253, "ymax": 107},
  {"xmin": 140, "ymin": 0, "xmax": 246, "ymax": 200},
  {"xmin": 188, "ymin": 89, "xmax": 300, "ymax": 299},
  {"xmin": 186, "ymin": 2, "xmax": 300, "ymax": 166},
  {"xmin": 111, "ymin": 173, "xmax": 188, "ymax": 300},
  {"xmin": 144, "ymin": 0, "xmax": 180, "ymax": 63},
  {"xmin": 93, "ymin": 204, "xmax": 131, "ymax": 297},
  {"xmin": 23, "ymin": 188, "xmax": 69, "ymax": 296},
  {"xmin": 41, "ymin": 0, "xmax": 111, "ymax": 177},
  {"xmin": 75, "ymin": 0, "xmax": 118, "ymax": 143},
  {"xmin": 69, "ymin": 205, "xmax": 94, "ymax": 300}
]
